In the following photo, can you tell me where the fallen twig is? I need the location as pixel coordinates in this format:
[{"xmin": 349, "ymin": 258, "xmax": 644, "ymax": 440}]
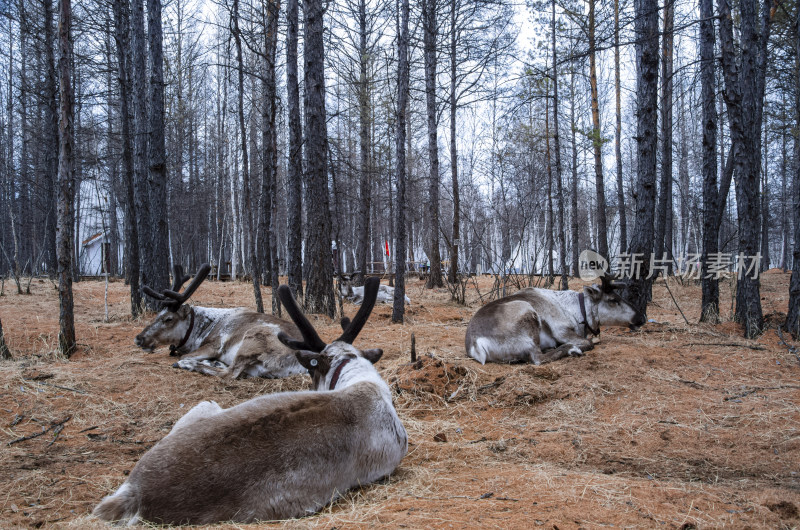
[
  {"xmin": 31, "ymin": 381, "xmax": 87, "ymax": 394},
  {"xmin": 8, "ymin": 416, "xmax": 71, "ymax": 446},
  {"xmin": 663, "ymin": 277, "xmax": 689, "ymax": 325},
  {"xmin": 682, "ymin": 342, "xmax": 766, "ymax": 351}
]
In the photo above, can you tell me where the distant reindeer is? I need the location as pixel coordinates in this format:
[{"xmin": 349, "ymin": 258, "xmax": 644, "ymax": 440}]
[
  {"xmin": 466, "ymin": 274, "xmax": 646, "ymax": 365},
  {"xmin": 94, "ymin": 277, "xmax": 408, "ymax": 525},
  {"xmin": 134, "ymin": 264, "xmax": 304, "ymax": 379},
  {"xmin": 340, "ymin": 280, "xmax": 410, "ymax": 305}
]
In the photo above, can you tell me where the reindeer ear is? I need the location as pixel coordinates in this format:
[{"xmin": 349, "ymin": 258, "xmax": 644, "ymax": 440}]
[
  {"xmin": 295, "ymin": 350, "xmax": 324, "ymax": 372},
  {"xmin": 585, "ymin": 285, "xmax": 603, "ymax": 301},
  {"xmin": 361, "ymin": 348, "xmax": 383, "ymax": 364}
]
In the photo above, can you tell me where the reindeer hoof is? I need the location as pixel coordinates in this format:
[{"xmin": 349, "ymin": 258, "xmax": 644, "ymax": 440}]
[
  {"xmin": 568, "ymin": 346, "xmax": 584, "ymax": 357},
  {"xmin": 172, "ymin": 362, "xmax": 181, "ymax": 369}
]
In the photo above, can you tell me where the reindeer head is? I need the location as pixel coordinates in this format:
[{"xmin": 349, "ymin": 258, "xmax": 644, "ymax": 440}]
[
  {"xmin": 584, "ymin": 273, "xmax": 646, "ymax": 330},
  {"xmin": 134, "ymin": 264, "xmax": 211, "ymax": 353},
  {"xmin": 277, "ymin": 278, "xmax": 383, "ymax": 391}
]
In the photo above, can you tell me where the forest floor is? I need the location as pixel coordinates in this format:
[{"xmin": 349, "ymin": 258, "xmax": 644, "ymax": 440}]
[{"xmin": 1, "ymin": 271, "xmax": 799, "ymax": 529}]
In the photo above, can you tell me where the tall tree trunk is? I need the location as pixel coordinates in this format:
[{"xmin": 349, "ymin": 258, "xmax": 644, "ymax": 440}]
[
  {"xmin": 356, "ymin": 0, "xmax": 372, "ymax": 285},
  {"xmin": 303, "ymin": 0, "xmax": 335, "ymax": 316},
  {"xmin": 552, "ymin": 0, "xmax": 567, "ymax": 289},
  {"xmin": 393, "ymin": 0, "xmax": 409, "ymax": 323},
  {"xmin": 56, "ymin": 0, "xmax": 76, "ymax": 357},
  {"xmin": 655, "ymin": 0, "xmax": 673, "ymax": 269},
  {"xmin": 614, "ymin": 0, "xmax": 626, "ymax": 255},
  {"xmin": 147, "ymin": 0, "xmax": 170, "ymax": 294},
  {"xmin": 261, "ymin": 0, "xmax": 281, "ymax": 315},
  {"xmin": 588, "ymin": 0, "xmax": 608, "ymax": 259},
  {"xmin": 131, "ymin": 0, "xmax": 153, "ymax": 306},
  {"xmin": 113, "ymin": 0, "xmax": 141, "ymax": 316},
  {"xmin": 448, "ymin": 0, "xmax": 459, "ymax": 284},
  {"xmin": 785, "ymin": 0, "xmax": 800, "ymax": 337},
  {"xmin": 545, "ymin": 79, "xmax": 555, "ymax": 284},
  {"xmin": 423, "ymin": 0, "xmax": 443, "ymax": 289},
  {"xmin": 700, "ymin": 0, "xmax": 720, "ymax": 322},
  {"xmin": 231, "ymin": 0, "xmax": 263, "ymax": 312},
  {"xmin": 570, "ymin": 68, "xmax": 579, "ymax": 276},
  {"xmin": 760, "ymin": 123, "xmax": 771, "ymax": 271},
  {"xmin": 44, "ymin": 0, "xmax": 59, "ymax": 274},
  {"xmin": 625, "ymin": 0, "xmax": 659, "ymax": 316},
  {"xmin": 286, "ymin": 0, "xmax": 303, "ymax": 298},
  {"xmin": 718, "ymin": 0, "xmax": 768, "ymax": 337}
]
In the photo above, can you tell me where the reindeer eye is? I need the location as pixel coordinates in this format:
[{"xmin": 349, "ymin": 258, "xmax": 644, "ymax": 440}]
[{"xmin": 310, "ymin": 359, "xmax": 318, "ymax": 367}]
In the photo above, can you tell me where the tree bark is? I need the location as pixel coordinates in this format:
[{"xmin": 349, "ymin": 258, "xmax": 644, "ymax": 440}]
[
  {"xmin": 785, "ymin": 0, "xmax": 800, "ymax": 337},
  {"xmin": 588, "ymin": 0, "xmax": 608, "ymax": 259},
  {"xmin": 131, "ymin": 0, "xmax": 153, "ymax": 306},
  {"xmin": 44, "ymin": 0, "xmax": 59, "ymax": 274},
  {"xmin": 718, "ymin": 0, "xmax": 768, "ymax": 337},
  {"xmin": 614, "ymin": 0, "xmax": 626, "ymax": 255},
  {"xmin": 286, "ymin": 0, "xmax": 303, "ymax": 298},
  {"xmin": 625, "ymin": 0, "xmax": 659, "ymax": 316},
  {"xmin": 113, "ymin": 0, "xmax": 141, "ymax": 316},
  {"xmin": 570, "ymin": 68, "xmax": 579, "ymax": 276},
  {"xmin": 700, "ymin": 0, "xmax": 719, "ymax": 322},
  {"xmin": 56, "ymin": 0, "xmax": 76, "ymax": 357},
  {"xmin": 147, "ymin": 0, "xmax": 170, "ymax": 295},
  {"xmin": 448, "ymin": 0, "xmax": 459, "ymax": 284},
  {"xmin": 0, "ymin": 316, "xmax": 10, "ymax": 360},
  {"xmin": 356, "ymin": 0, "xmax": 372, "ymax": 285},
  {"xmin": 393, "ymin": 0, "xmax": 409, "ymax": 323},
  {"xmin": 552, "ymin": 0, "xmax": 567, "ymax": 289},
  {"xmin": 423, "ymin": 0, "xmax": 443, "ymax": 289},
  {"xmin": 303, "ymin": 0, "xmax": 335, "ymax": 316},
  {"xmin": 655, "ymin": 0, "xmax": 673, "ymax": 269}
]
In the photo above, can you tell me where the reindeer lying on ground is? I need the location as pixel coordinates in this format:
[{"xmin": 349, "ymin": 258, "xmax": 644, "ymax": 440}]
[
  {"xmin": 134, "ymin": 264, "xmax": 305, "ymax": 379},
  {"xmin": 466, "ymin": 274, "xmax": 646, "ymax": 365},
  {"xmin": 94, "ymin": 278, "xmax": 408, "ymax": 525},
  {"xmin": 340, "ymin": 280, "xmax": 410, "ymax": 305}
]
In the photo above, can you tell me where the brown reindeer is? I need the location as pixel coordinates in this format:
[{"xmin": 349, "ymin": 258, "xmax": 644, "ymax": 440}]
[
  {"xmin": 134, "ymin": 264, "xmax": 304, "ymax": 379},
  {"xmin": 94, "ymin": 277, "xmax": 407, "ymax": 525}
]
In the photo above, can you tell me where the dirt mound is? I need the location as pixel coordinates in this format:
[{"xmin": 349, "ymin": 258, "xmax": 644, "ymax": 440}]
[
  {"xmin": 480, "ymin": 365, "xmax": 562, "ymax": 406},
  {"xmin": 390, "ymin": 354, "xmax": 468, "ymax": 400}
]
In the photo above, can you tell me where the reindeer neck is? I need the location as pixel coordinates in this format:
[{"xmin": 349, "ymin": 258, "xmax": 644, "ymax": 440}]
[
  {"xmin": 578, "ymin": 292, "xmax": 601, "ymax": 337},
  {"xmin": 324, "ymin": 353, "xmax": 389, "ymax": 397}
]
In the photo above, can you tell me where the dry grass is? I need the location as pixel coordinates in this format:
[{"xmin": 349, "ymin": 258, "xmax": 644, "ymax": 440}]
[{"xmin": 1, "ymin": 272, "xmax": 799, "ymax": 528}]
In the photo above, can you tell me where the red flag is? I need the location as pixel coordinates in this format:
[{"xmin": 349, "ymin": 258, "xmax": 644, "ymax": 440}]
[{"xmin": 385, "ymin": 240, "xmax": 390, "ymax": 257}]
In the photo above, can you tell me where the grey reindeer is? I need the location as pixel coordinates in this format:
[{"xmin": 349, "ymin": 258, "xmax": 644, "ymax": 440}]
[
  {"xmin": 465, "ymin": 274, "xmax": 646, "ymax": 365},
  {"xmin": 94, "ymin": 277, "xmax": 408, "ymax": 525},
  {"xmin": 134, "ymin": 263, "xmax": 304, "ymax": 379}
]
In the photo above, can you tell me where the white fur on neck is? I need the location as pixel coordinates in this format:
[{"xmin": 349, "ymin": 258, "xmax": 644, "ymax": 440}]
[{"xmin": 322, "ymin": 343, "xmax": 390, "ymax": 397}]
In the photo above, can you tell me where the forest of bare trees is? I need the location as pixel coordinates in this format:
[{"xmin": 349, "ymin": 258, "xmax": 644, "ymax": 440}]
[{"xmin": 0, "ymin": 0, "xmax": 799, "ymax": 345}]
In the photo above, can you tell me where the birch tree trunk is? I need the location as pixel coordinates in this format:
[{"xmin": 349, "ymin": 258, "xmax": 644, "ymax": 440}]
[{"xmin": 552, "ymin": 0, "xmax": 567, "ymax": 289}]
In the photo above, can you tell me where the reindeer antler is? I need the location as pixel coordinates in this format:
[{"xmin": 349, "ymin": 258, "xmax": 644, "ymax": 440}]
[
  {"xmin": 277, "ymin": 277, "xmax": 380, "ymax": 352},
  {"xmin": 276, "ymin": 286, "xmax": 327, "ymax": 352},
  {"xmin": 600, "ymin": 272, "xmax": 625, "ymax": 293},
  {"xmin": 336, "ymin": 277, "xmax": 379, "ymax": 344},
  {"xmin": 142, "ymin": 263, "xmax": 211, "ymax": 312}
]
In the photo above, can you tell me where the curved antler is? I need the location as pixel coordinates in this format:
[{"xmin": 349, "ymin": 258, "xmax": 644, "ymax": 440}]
[
  {"xmin": 336, "ymin": 277, "xmax": 379, "ymax": 344},
  {"xmin": 276, "ymin": 286, "xmax": 328, "ymax": 352},
  {"xmin": 600, "ymin": 272, "xmax": 624, "ymax": 293},
  {"xmin": 142, "ymin": 263, "xmax": 211, "ymax": 312}
]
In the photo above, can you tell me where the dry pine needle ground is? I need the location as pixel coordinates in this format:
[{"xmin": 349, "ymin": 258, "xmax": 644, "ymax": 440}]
[{"xmin": 0, "ymin": 271, "xmax": 799, "ymax": 528}]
